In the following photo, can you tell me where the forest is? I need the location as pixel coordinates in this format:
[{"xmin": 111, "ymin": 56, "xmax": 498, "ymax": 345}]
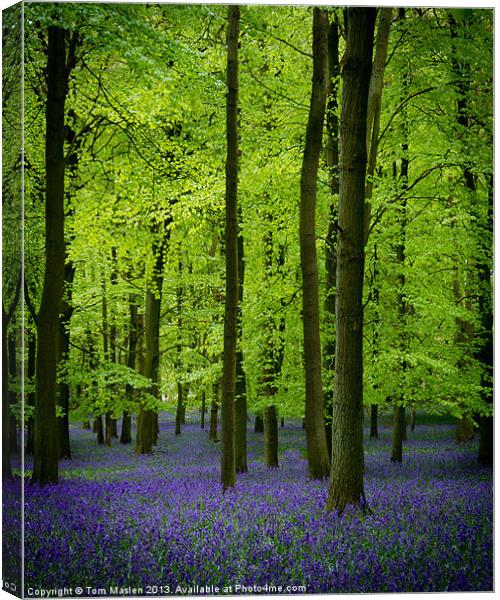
[{"xmin": 2, "ymin": 3, "xmax": 493, "ymax": 595}]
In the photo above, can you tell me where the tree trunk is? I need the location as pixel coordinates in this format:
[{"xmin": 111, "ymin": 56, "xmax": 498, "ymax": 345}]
[
  {"xmin": 220, "ymin": 4, "xmax": 240, "ymax": 491},
  {"xmin": 33, "ymin": 26, "xmax": 71, "ymax": 485},
  {"xmin": 327, "ymin": 8, "xmax": 376, "ymax": 513},
  {"xmin": 235, "ymin": 208, "xmax": 247, "ymax": 473},
  {"xmin": 364, "ymin": 8, "xmax": 392, "ymax": 242},
  {"xmin": 26, "ymin": 331, "xmax": 36, "ymax": 455},
  {"xmin": 175, "ymin": 381, "xmax": 183, "ymax": 436},
  {"xmin": 2, "ymin": 310, "xmax": 12, "ymax": 478},
  {"xmin": 254, "ymin": 413, "xmax": 264, "ymax": 433},
  {"xmin": 369, "ymin": 404, "xmax": 378, "ymax": 439},
  {"xmin": 57, "ymin": 261, "xmax": 75, "ymax": 460},
  {"xmin": 209, "ymin": 382, "xmax": 219, "ymax": 442},
  {"xmin": 391, "ymin": 405, "xmax": 405, "ymax": 463},
  {"xmin": 200, "ymin": 390, "xmax": 206, "ymax": 430},
  {"xmin": 121, "ymin": 296, "xmax": 139, "ymax": 444},
  {"xmin": 136, "ymin": 225, "xmax": 167, "ymax": 454},
  {"xmin": 264, "ymin": 405, "xmax": 279, "ymax": 468},
  {"xmin": 95, "ymin": 414, "xmax": 104, "ymax": 445},
  {"xmin": 323, "ymin": 15, "xmax": 340, "ymax": 462},
  {"xmin": 300, "ymin": 8, "xmax": 331, "ymax": 480},
  {"xmin": 456, "ymin": 414, "xmax": 474, "ymax": 444},
  {"xmin": 8, "ymin": 333, "xmax": 18, "ymax": 452}
]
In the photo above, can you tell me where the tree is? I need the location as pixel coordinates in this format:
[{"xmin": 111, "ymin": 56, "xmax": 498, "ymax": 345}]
[
  {"xmin": 220, "ymin": 4, "xmax": 240, "ymax": 490},
  {"xmin": 327, "ymin": 8, "xmax": 376, "ymax": 512},
  {"xmin": 32, "ymin": 26, "xmax": 75, "ymax": 484},
  {"xmin": 299, "ymin": 7, "xmax": 330, "ymax": 480}
]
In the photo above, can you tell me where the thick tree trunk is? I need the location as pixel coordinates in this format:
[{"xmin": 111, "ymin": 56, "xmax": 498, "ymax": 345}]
[
  {"xmin": 33, "ymin": 26, "xmax": 71, "ymax": 485},
  {"xmin": 369, "ymin": 404, "xmax": 378, "ymax": 439},
  {"xmin": 264, "ymin": 405, "xmax": 279, "ymax": 468},
  {"xmin": 220, "ymin": 4, "xmax": 240, "ymax": 490},
  {"xmin": 300, "ymin": 8, "xmax": 331, "ymax": 480},
  {"xmin": 323, "ymin": 16, "xmax": 340, "ymax": 461},
  {"xmin": 327, "ymin": 8, "xmax": 376, "ymax": 513}
]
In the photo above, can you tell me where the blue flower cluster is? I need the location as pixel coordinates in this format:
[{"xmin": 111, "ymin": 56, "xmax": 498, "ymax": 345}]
[{"xmin": 10, "ymin": 416, "xmax": 492, "ymax": 594}]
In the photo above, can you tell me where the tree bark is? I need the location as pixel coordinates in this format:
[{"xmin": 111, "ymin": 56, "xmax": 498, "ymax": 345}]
[
  {"xmin": 364, "ymin": 8, "xmax": 392, "ymax": 243},
  {"xmin": 57, "ymin": 261, "xmax": 75, "ymax": 459},
  {"xmin": 327, "ymin": 8, "xmax": 376, "ymax": 513},
  {"xmin": 391, "ymin": 404, "xmax": 405, "ymax": 462},
  {"xmin": 136, "ymin": 224, "xmax": 168, "ymax": 454},
  {"xmin": 300, "ymin": 8, "xmax": 331, "ymax": 480},
  {"xmin": 220, "ymin": 4, "xmax": 240, "ymax": 490},
  {"xmin": 200, "ymin": 390, "xmax": 206, "ymax": 430},
  {"xmin": 209, "ymin": 382, "xmax": 219, "ymax": 442},
  {"xmin": 264, "ymin": 405, "xmax": 279, "ymax": 468},
  {"xmin": 323, "ymin": 15, "xmax": 340, "ymax": 461},
  {"xmin": 26, "ymin": 330, "xmax": 36, "ymax": 455},
  {"xmin": 2, "ymin": 310, "xmax": 12, "ymax": 478},
  {"xmin": 369, "ymin": 404, "xmax": 378, "ymax": 439},
  {"xmin": 235, "ymin": 208, "xmax": 247, "ymax": 473},
  {"xmin": 254, "ymin": 413, "xmax": 264, "ymax": 433},
  {"xmin": 33, "ymin": 26, "xmax": 71, "ymax": 484}
]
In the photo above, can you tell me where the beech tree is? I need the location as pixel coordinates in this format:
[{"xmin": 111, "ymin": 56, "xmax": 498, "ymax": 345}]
[
  {"xmin": 299, "ymin": 7, "xmax": 330, "ymax": 480},
  {"xmin": 32, "ymin": 26, "xmax": 75, "ymax": 484},
  {"xmin": 327, "ymin": 8, "xmax": 376, "ymax": 512},
  {"xmin": 220, "ymin": 4, "xmax": 240, "ymax": 490}
]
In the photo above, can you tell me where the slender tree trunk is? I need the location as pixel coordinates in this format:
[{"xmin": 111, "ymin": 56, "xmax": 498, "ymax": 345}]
[
  {"xmin": 136, "ymin": 226, "xmax": 167, "ymax": 454},
  {"xmin": 8, "ymin": 333, "xmax": 18, "ymax": 452},
  {"xmin": 95, "ymin": 414, "xmax": 104, "ymax": 445},
  {"xmin": 2, "ymin": 310, "xmax": 12, "ymax": 478},
  {"xmin": 327, "ymin": 8, "xmax": 376, "ymax": 512},
  {"xmin": 220, "ymin": 4, "xmax": 240, "ymax": 490},
  {"xmin": 209, "ymin": 382, "xmax": 219, "ymax": 442},
  {"xmin": 390, "ymin": 22, "xmax": 410, "ymax": 461},
  {"xmin": 323, "ymin": 15, "xmax": 340, "ymax": 461},
  {"xmin": 121, "ymin": 297, "xmax": 139, "ymax": 444},
  {"xmin": 57, "ymin": 262, "xmax": 75, "ymax": 459},
  {"xmin": 26, "ymin": 330, "xmax": 36, "ymax": 455},
  {"xmin": 261, "ymin": 228, "xmax": 285, "ymax": 470},
  {"xmin": 200, "ymin": 390, "xmax": 206, "ymax": 430},
  {"xmin": 364, "ymin": 8, "xmax": 392, "ymax": 242},
  {"xmin": 175, "ymin": 381, "xmax": 183, "ymax": 436},
  {"xmin": 369, "ymin": 404, "xmax": 378, "ymax": 440},
  {"xmin": 300, "ymin": 8, "xmax": 331, "ymax": 480},
  {"xmin": 33, "ymin": 26, "xmax": 71, "ymax": 484},
  {"xmin": 235, "ymin": 208, "xmax": 247, "ymax": 473}
]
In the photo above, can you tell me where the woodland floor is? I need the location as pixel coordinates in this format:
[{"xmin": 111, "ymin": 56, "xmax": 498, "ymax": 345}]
[{"xmin": 4, "ymin": 412, "xmax": 493, "ymax": 595}]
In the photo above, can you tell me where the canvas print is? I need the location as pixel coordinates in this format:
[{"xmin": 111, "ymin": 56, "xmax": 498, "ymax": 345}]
[{"xmin": 2, "ymin": 2, "xmax": 493, "ymax": 597}]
